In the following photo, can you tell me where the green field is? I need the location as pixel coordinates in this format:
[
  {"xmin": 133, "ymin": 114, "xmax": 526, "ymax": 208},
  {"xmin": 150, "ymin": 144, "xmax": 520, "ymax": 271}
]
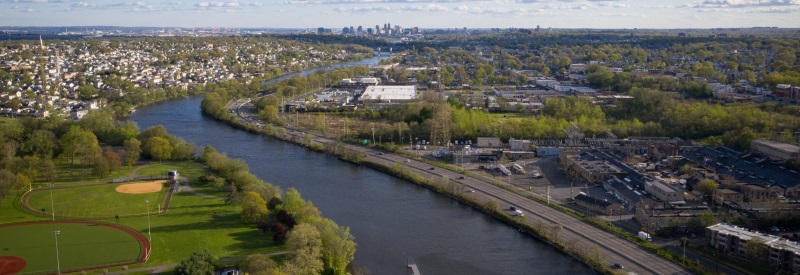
[
  {"xmin": 2, "ymin": 161, "xmax": 281, "ymax": 273},
  {"xmin": 25, "ymin": 182, "xmax": 168, "ymax": 218},
  {"xmin": 488, "ymin": 112, "xmax": 538, "ymax": 119},
  {"xmin": 0, "ymin": 222, "xmax": 142, "ymax": 274}
]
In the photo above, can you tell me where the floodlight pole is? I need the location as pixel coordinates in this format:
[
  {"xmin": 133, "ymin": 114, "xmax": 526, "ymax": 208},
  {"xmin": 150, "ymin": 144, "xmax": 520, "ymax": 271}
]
[
  {"xmin": 53, "ymin": 230, "xmax": 61, "ymax": 275},
  {"xmin": 49, "ymin": 183, "xmax": 55, "ymax": 222},
  {"xmin": 145, "ymin": 199, "xmax": 151, "ymax": 240}
]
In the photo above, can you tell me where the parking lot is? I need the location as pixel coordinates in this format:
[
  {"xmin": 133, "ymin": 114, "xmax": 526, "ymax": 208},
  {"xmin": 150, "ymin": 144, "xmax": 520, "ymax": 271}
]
[{"xmin": 454, "ymin": 156, "xmax": 631, "ymax": 216}]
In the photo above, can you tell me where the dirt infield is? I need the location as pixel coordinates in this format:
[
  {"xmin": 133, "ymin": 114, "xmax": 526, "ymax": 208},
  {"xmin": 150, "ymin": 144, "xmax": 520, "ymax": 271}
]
[
  {"xmin": 116, "ymin": 180, "xmax": 167, "ymax": 194},
  {"xmin": 0, "ymin": 256, "xmax": 26, "ymax": 275}
]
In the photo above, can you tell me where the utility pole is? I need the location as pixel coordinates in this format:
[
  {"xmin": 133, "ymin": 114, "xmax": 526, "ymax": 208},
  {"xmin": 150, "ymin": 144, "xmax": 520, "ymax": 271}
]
[
  {"xmin": 53, "ymin": 230, "xmax": 61, "ymax": 275},
  {"xmin": 49, "ymin": 183, "xmax": 55, "ymax": 222}
]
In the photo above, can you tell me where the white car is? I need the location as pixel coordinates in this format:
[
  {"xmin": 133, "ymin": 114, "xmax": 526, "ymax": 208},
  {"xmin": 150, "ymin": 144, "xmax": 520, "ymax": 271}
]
[{"xmin": 531, "ymin": 173, "xmax": 543, "ymax": 178}]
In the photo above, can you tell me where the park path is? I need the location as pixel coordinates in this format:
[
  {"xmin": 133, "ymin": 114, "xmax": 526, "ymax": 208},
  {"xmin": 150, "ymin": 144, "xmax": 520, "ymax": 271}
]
[{"xmin": 105, "ymin": 251, "xmax": 291, "ymax": 274}]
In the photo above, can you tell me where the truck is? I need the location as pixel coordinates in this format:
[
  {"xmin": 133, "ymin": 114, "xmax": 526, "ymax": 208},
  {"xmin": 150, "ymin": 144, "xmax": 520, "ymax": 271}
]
[
  {"xmin": 511, "ymin": 163, "xmax": 526, "ymax": 174},
  {"xmin": 638, "ymin": 231, "xmax": 652, "ymax": 241}
]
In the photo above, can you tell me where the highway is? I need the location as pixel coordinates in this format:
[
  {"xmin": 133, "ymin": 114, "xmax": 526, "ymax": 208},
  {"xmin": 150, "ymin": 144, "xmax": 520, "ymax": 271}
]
[
  {"xmin": 305, "ymin": 132, "xmax": 690, "ymax": 275},
  {"xmin": 233, "ymin": 102, "xmax": 692, "ymax": 275}
]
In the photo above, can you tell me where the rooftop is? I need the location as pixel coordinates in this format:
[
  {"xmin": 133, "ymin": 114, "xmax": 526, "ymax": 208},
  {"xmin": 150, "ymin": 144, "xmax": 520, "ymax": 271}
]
[{"xmin": 361, "ymin": 85, "xmax": 417, "ymax": 101}]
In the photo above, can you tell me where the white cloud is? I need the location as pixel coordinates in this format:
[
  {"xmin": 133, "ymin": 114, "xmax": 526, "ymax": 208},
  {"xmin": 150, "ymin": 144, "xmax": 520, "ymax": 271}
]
[
  {"xmin": 404, "ymin": 3, "xmax": 449, "ymax": 11},
  {"xmin": 698, "ymin": 0, "xmax": 800, "ymax": 8}
]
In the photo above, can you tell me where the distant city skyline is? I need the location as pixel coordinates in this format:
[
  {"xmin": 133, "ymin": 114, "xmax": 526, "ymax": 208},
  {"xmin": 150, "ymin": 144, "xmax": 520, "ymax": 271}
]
[{"xmin": 1, "ymin": 0, "xmax": 799, "ymax": 29}]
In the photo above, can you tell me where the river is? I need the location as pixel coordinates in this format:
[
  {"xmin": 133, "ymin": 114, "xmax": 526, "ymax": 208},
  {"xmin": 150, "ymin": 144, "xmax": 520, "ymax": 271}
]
[{"xmin": 129, "ymin": 55, "xmax": 592, "ymax": 275}]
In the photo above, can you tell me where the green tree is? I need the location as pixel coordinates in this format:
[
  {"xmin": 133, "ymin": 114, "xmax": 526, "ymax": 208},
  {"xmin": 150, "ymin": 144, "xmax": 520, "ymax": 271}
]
[
  {"xmin": 39, "ymin": 157, "xmax": 58, "ymax": 183},
  {"xmin": 23, "ymin": 130, "xmax": 57, "ymax": 158},
  {"xmin": 0, "ymin": 170, "xmax": 18, "ymax": 203},
  {"xmin": 282, "ymin": 223, "xmax": 324, "ymax": 275},
  {"xmin": 145, "ymin": 136, "xmax": 172, "ymax": 161},
  {"xmin": 59, "ymin": 126, "xmax": 101, "ymax": 164},
  {"xmin": 123, "ymin": 138, "xmax": 142, "ymax": 167},
  {"xmin": 171, "ymin": 138, "xmax": 195, "ymax": 160},
  {"xmin": 586, "ymin": 65, "xmax": 613, "ymax": 90},
  {"xmin": 240, "ymin": 254, "xmax": 279, "ymax": 275},
  {"xmin": 697, "ymin": 179, "xmax": 719, "ymax": 197},
  {"xmin": 175, "ymin": 250, "xmax": 217, "ymax": 275},
  {"xmin": 241, "ymin": 191, "xmax": 269, "ymax": 223},
  {"xmin": 744, "ymin": 236, "xmax": 769, "ymax": 264},
  {"xmin": 316, "ymin": 218, "xmax": 356, "ymax": 275}
]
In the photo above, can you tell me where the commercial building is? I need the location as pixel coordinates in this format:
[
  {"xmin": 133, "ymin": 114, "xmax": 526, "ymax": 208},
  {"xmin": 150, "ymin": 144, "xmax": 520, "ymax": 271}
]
[
  {"xmin": 750, "ymin": 140, "xmax": 800, "ymax": 162},
  {"xmin": 560, "ymin": 151, "xmax": 626, "ymax": 185},
  {"xmin": 713, "ymin": 188, "xmax": 743, "ymax": 205},
  {"xmin": 360, "ymin": 85, "xmax": 417, "ymax": 103},
  {"xmin": 574, "ymin": 194, "xmax": 622, "ymax": 215},
  {"xmin": 644, "ymin": 180, "xmax": 684, "ymax": 203},
  {"xmin": 603, "ymin": 177, "xmax": 642, "ymax": 209},
  {"xmin": 635, "ymin": 201, "xmax": 711, "ymax": 233},
  {"xmin": 477, "ymin": 137, "xmax": 502, "ymax": 148},
  {"xmin": 706, "ymin": 223, "xmax": 800, "ymax": 272}
]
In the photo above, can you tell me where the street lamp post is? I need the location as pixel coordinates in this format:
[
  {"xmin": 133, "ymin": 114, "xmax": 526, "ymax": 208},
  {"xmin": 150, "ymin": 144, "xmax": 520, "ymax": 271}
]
[
  {"xmin": 145, "ymin": 199, "xmax": 151, "ymax": 240},
  {"xmin": 49, "ymin": 183, "xmax": 55, "ymax": 222},
  {"xmin": 53, "ymin": 230, "xmax": 61, "ymax": 275}
]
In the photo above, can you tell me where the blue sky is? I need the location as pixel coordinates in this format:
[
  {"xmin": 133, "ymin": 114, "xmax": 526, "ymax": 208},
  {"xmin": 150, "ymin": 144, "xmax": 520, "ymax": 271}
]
[{"xmin": 1, "ymin": 0, "xmax": 799, "ymax": 29}]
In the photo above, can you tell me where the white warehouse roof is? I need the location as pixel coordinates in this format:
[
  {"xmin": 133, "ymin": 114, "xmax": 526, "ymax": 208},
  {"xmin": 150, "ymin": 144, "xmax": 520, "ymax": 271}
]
[{"xmin": 361, "ymin": 85, "xmax": 417, "ymax": 101}]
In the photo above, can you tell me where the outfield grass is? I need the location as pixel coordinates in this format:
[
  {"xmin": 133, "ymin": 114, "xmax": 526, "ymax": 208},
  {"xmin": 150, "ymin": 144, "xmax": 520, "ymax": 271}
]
[
  {"xmin": 25, "ymin": 182, "xmax": 168, "ymax": 218},
  {"xmin": 0, "ymin": 222, "xmax": 141, "ymax": 274},
  {"xmin": 121, "ymin": 188, "xmax": 281, "ymax": 265}
]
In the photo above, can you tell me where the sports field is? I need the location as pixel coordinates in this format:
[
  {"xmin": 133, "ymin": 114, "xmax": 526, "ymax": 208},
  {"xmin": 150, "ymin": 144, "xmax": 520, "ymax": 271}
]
[
  {"xmin": 0, "ymin": 222, "xmax": 146, "ymax": 274},
  {"xmin": 25, "ymin": 181, "xmax": 168, "ymax": 218}
]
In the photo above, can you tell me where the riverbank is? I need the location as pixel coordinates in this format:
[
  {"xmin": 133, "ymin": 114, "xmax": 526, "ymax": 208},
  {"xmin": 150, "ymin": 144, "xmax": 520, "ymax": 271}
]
[{"xmin": 205, "ymin": 100, "xmax": 640, "ymax": 274}]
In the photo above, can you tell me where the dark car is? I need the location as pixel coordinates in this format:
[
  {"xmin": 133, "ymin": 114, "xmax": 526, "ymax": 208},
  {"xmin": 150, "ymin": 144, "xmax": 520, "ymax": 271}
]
[
  {"xmin": 429, "ymin": 167, "xmax": 435, "ymax": 170},
  {"xmin": 612, "ymin": 263, "xmax": 624, "ymax": 269},
  {"xmin": 458, "ymin": 176, "xmax": 465, "ymax": 179}
]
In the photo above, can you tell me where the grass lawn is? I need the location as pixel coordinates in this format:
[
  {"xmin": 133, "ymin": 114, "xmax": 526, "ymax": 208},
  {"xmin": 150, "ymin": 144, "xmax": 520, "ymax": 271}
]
[
  {"xmin": 0, "ymin": 222, "xmax": 141, "ymax": 274},
  {"xmin": 25, "ymin": 182, "xmax": 169, "ymax": 218},
  {"xmin": 135, "ymin": 162, "xmax": 206, "ymax": 181},
  {"xmin": 0, "ymin": 116, "xmax": 16, "ymax": 124},
  {"xmin": 49, "ymin": 162, "xmax": 134, "ymax": 186},
  {"xmin": 487, "ymin": 112, "xmax": 538, "ymax": 119},
  {"xmin": 121, "ymin": 189, "xmax": 281, "ymax": 265}
]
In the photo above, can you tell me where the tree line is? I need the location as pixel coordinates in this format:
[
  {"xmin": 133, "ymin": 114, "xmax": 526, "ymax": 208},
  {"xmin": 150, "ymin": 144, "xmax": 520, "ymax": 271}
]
[
  {"xmin": 178, "ymin": 147, "xmax": 356, "ymax": 275},
  {"xmin": 0, "ymin": 110, "xmax": 196, "ymax": 204}
]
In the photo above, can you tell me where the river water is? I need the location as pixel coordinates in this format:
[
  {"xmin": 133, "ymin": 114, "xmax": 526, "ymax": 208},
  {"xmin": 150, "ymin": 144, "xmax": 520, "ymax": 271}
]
[{"xmin": 129, "ymin": 55, "xmax": 592, "ymax": 275}]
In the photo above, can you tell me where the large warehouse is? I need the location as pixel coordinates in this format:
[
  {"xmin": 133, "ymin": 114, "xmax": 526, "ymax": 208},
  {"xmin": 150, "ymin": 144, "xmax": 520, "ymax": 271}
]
[{"xmin": 360, "ymin": 85, "xmax": 417, "ymax": 103}]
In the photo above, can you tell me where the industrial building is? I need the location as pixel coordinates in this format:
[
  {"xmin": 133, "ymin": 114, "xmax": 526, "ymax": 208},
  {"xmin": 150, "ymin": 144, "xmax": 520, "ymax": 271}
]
[
  {"xmin": 360, "ymin": 85, "xmax": 417, "ymax": 103},
  {"xmin": 750, "ymin": 140, "xmax": 800, "ymax": 161}
]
